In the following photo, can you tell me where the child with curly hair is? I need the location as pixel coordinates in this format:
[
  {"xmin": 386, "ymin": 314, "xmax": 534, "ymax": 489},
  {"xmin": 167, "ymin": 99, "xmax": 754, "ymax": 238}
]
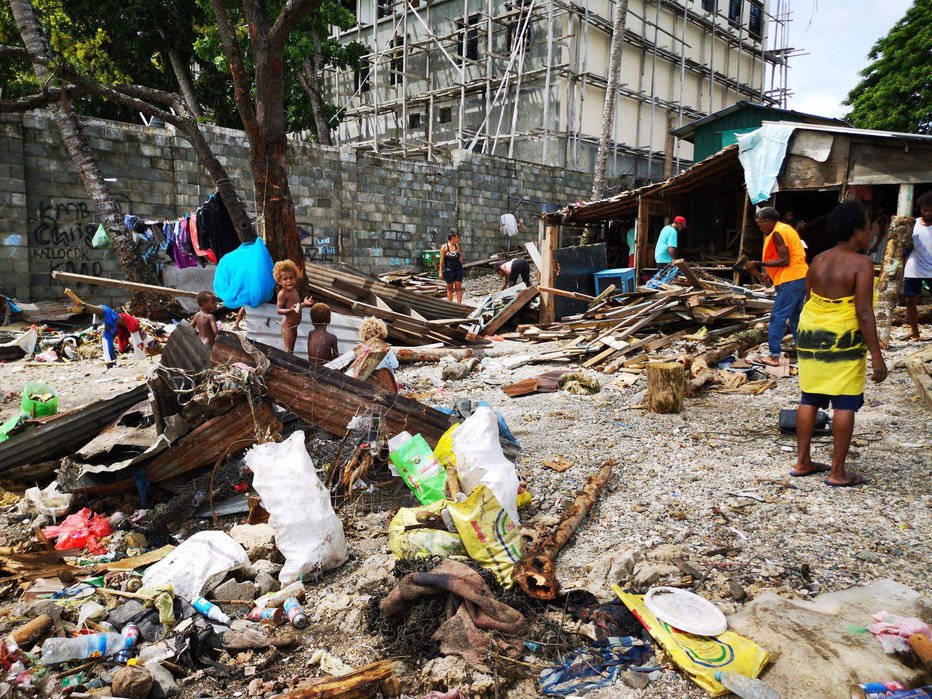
[{"xmin": 273, "ymin": 259, "xmax": 313, "ymax": 353}]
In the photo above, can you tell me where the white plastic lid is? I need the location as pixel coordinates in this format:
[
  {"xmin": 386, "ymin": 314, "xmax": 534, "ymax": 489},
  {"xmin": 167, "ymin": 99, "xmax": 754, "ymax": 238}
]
[{"xmin": 644, "ymin": 586, "xmax": 728, "ymax": 636}]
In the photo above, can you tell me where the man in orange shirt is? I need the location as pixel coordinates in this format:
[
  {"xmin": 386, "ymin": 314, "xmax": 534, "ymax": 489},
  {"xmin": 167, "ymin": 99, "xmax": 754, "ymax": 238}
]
[{"xmin": 747, "ymin": 207, "xmax": 809, "ymax": 367}]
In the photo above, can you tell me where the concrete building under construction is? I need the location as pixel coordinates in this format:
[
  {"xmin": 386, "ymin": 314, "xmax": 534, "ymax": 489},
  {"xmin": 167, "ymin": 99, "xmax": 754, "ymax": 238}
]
[{"xmin": 325, "ymin": 0, "xmax": 794, "ymax": 184}]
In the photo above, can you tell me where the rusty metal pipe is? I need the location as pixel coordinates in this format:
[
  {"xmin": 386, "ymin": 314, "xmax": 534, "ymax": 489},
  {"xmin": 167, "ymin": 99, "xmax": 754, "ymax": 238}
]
[{"xmin": 512, "ymin": 459, "xmax": 614, "ymax": 600}]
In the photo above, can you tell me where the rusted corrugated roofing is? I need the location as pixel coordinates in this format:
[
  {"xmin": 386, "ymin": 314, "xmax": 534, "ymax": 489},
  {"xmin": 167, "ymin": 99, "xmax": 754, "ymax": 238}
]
[{"xmin": 0, "ymin": 385, "xmax": 149, "ymax": 475}]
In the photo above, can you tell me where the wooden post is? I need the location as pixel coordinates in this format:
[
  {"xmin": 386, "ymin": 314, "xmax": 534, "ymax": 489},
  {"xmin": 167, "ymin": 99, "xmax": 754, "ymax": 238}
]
[
  {"xmin": 735, "ymin": 193, "xmax": 751, "ymax": 285},
  {"xmin": 646, "ymin": 361, "xmax": 684, "ymax": 414},
  {"xmin": 663, "ymin": 110, "xmax": 676, "ymax": 180},
  {"xmin": 897, "ymin": 184, "xmax": 915, "ymax": 216},
  {"xmin": 539, "ymin": 225, "xmax": 559, "ymax": 324},
  {"xmin": 876, "ymin": 215, "xmax": 915, "ymax": 346}
]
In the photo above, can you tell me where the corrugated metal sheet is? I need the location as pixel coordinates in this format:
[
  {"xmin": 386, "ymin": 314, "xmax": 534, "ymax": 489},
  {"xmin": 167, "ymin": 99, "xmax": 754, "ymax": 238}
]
[
  {"xmin": 145, "ymin": 402, "xmax": 280, "ymax": 482},
  {"xmin": 0, "ymin": 385, "xmax": 149, "ymax": 475},
  {"xmin": 245, "ymin": 303, "xmax": 363, "ymax": 355},
  {"xmin": 160, "ymin": 322, "xmax": 211, "ymax": 374}
]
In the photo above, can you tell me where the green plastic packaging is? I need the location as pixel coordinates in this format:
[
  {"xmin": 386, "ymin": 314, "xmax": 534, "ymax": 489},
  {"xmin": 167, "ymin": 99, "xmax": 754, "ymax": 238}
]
[
  {"xmin": 388, "ymin": 433, "xmax": 446, "ymax": 505},
  {"xmin": 21, "ymin": 382, "xmax": 58, "ymax": 417}
]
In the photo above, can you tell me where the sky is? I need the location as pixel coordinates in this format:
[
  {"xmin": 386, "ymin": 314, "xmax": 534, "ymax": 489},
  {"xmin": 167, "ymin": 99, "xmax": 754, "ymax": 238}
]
[{"xmin": 784, "ymin": 0, "xmax": 913, "ymax": 119}]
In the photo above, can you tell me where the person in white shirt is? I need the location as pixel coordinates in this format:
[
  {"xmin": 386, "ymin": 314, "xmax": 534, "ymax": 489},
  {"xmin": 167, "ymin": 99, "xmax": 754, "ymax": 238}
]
[{"xmin": 904, "ymin": 191, "xmax": 932, "ymax": 340}]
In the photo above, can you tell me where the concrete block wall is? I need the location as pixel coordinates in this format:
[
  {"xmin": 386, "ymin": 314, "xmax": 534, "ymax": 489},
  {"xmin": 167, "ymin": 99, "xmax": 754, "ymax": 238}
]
[{"xmin": 0, "ymin": 111, "xmax": 592, "ymax": 303}]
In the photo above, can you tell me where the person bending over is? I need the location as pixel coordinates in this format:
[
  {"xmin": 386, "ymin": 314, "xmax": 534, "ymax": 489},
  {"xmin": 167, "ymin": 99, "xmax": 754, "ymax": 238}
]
[
  {"xmin": 307, "ymin": 302, "xmax": 339, "ymax": 364},
  {"xmin": 497, "ymin": 257, "xmax": 530, "ymax": 290},
  {"xmin": 273, "ymin": 259, "xmax": 313, "ymax": 353},
  {"xmin": 793, "ymin": 200, "xmax": 887, "ymax": 487}
]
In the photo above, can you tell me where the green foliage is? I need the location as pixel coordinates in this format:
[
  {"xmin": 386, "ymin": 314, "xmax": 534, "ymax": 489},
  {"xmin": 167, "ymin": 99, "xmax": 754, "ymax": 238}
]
[
  {"xmin": 193, "ymin": 0, "xmax": 364, "ymax": 137},
  {"xmin": 844, "ymin": 0, "xmax": 932, "ymax": 134}
]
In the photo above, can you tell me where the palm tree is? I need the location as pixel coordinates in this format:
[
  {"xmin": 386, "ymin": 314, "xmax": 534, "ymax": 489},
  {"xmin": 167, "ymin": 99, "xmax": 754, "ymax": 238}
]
[{"xmin": 591, "ymin": 0, "xmax": 629, "ymax": 202}]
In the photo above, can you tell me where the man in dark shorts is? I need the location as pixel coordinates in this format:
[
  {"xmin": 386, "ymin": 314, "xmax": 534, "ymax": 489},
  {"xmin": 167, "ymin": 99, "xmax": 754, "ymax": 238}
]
[
  {"xmin": 903, "ymin": 191, "xmax": 932, "ymax": 340},
  {"xmin": 497, "ymin": 258, "xmax": 530, "ymax": 290}
]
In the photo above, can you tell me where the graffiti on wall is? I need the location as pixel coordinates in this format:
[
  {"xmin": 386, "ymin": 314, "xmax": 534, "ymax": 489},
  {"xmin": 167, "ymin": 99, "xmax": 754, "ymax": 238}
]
[
  {"xmin": 30, "ymin": 199, "xmax": 119, "ymax": 277},
  {"xmin": 299, "ymin": 225, "xmax": 337, "ymax": 264}
]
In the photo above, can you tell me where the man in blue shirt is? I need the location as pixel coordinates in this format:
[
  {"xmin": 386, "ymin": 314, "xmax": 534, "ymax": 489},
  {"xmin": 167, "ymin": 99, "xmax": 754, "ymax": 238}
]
[{"xmin": 654, "ymin": 216, "xmax": 686, "ymax": 265}]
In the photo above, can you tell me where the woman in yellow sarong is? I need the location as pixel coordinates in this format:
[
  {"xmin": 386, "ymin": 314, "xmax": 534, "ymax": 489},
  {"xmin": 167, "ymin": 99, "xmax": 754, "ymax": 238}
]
[{"xmin": 793, "ymin": 201, "xmax": 888, "ymax": 487}]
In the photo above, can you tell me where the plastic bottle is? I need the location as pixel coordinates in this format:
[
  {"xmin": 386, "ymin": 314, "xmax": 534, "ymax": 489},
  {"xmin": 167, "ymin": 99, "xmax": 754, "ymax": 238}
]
[
  {"xmin": 136, "ymin": 641, "xmax": 174, "ymax": 665},
  {"xmin": 40, "ymin": 633, "xmax": 127, "ymax": 665},
  {"xmin": 714, "ymin": 672, "xmax": 780, "ymax": 699},
  {"xmin": 254, "ymin": 581, "xmax": 305, "ymax": 609},
  {"xmin": 190, "ymin": 597, "xmax": 231, "ymax": 625}
]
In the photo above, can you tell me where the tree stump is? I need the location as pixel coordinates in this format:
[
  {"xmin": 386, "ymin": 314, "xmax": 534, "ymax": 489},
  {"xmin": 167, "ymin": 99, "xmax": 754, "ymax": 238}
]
[
  {"xmin": 646, "ymin": 361, "xmax": 685, "ymax": 414},
  {"xmin": 876, "ymin": 215, "xmax": 915, "ymax": 346}
]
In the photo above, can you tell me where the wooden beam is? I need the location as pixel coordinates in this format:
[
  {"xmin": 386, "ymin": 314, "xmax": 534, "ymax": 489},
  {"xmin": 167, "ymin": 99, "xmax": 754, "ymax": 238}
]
[
  {"xmin": 51, "ymin": 271, "xmax": 200, "ymax": 298},
  {"xmin": 539, "ymin": 226, "xmax": 558, "ymax": 324},
  {"xmin": 482, "ymin": 285, "xmax": 540, "ymax": 336},
  {"xmin": 211, "ymin": 333, "xmax": 455, "ymax": 447}
]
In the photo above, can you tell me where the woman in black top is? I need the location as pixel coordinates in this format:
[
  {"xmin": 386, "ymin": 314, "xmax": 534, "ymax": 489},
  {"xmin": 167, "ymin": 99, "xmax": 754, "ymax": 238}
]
[{"xmin": 439, "ymin": 231, "xmax": 464, "ymax": 303}]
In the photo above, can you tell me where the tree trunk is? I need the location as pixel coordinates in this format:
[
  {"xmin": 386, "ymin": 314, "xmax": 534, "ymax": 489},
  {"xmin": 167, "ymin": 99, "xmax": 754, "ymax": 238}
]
[
  {"xmin": 298, "ymin": 38, "xmax": 333, "ymax": 146},
  {"xmin": 252, "ymin": 43, "xmax": 307, "ymax": 290},
  {"xmin": 646, "ymin": 361, "xmax": 684, "ymax": 414},
  {"xmin": 876, "ymin": 214, "xmax": 914, "ymax": 346},
  {"xmin": 591, "ymin": 0, "xmax": 628, "ymax": 201},
  {"xmin": 8, "ymin": 0, "xmax": 180, "ymax": 320},
  {"xmin": 181, "ymin": 123, "xmax": 256, "ymax": 242},
  {"xmin": 156, "ymin": 27, "xmax": 203, "ymax": 120}
]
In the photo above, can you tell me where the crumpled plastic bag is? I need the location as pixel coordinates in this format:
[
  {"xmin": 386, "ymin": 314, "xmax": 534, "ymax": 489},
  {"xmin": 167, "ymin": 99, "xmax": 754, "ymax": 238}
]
[
  {"xmin": 388, "ymin": 500, "xmax": 467, "ymax": 560},
  {"xmin": 245, "ymin": 432, "xmax": 348, "ymax": 584},
  {"xmin": 447, "ymin": 485, "xmax": 523, "ymax": 588},
  {"xmin": 869, "ymin": 611, "xmax": 931, "ymax": 654},
  {"xmin": 42, "ymin": 508, "xmax": 112, "ymax": 554},
  {"xmin": 614, "ymin": 587, "xmax": 770, "ymax": 697},
  {"xmin": 452, "ymin": 407, "xmax": 521, "ymax": 524},
  {"xmin": 138, "ymin": 585, "xmax": 176, "ymax": 630},
  {"xmin": 142, "ymin": 530, "xmax": 249, "ymax": 601},
  {"xmin": 24, "ymin": 482, "xmax": 73, "ymax": 518}
]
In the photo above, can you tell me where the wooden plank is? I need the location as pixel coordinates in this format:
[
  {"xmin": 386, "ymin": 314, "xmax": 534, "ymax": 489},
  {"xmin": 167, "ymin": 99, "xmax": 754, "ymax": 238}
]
[
  {"xmin": 673, "ymin": 259, "xmax": 711, "ymax": 290},
  {"xmin": 588, "ymin": 284, "xmax": 617, "ymax": 308},
  {"xmin": 525, "ymin": 241, "xmax": 544, "ymax": 270},
  {"xmin": 51, "ymin": 271, "xmax": 200, "ymax": 298},
  {"xmin": 538, "ymin": 285, "xmax": 596, "ymax": 303},
  {"xmin": 539, "ymin": 225, "xmax": 558, "ymax": 324},
  {"xmin": 905, "ymin": 348, "xmax": 932, "ymax": 411},
  {"xmin": 482, "ymin": 285, "xmax": 540, "ymax": 336}
]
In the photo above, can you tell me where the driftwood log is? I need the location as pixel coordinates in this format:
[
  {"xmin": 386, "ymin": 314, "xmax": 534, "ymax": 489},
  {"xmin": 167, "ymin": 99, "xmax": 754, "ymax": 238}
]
[
  {"xmin": 646, "ymin": 362, "xmax": 684, "ymax": 413},
  {"xmin": 876, "ymin": 215, "xmax": 915, "ymax": 346},
  {"xmin": 393, "ymin": 347, "xmax": 475, "ymax": 363},
  {"xmin": 274, "ymin": 659, "xmax": 401, "ymax": 698},
  {"xmin": 512, "ymin": 460, "xmax": 614, "ymax": 600}
]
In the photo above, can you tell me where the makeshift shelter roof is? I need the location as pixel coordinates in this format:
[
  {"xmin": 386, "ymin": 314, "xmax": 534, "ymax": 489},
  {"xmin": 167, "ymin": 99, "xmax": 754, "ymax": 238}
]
[
  {"xmin": 544, "ymin": 145, "xmax": 741, "ymax": 225},
  {"xmin": 670, "ymin": 101, "xmax": 847, "ymax": 141},
  {"xmin": 545, "ymin": 121, "xmax": 932, "ymax": 227}
]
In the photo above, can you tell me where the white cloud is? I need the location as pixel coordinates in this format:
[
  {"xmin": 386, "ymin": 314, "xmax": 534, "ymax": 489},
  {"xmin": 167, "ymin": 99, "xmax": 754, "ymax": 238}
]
[{"xmin": 783, "ymin": 0, "xmax": 913, "ymax": 119}]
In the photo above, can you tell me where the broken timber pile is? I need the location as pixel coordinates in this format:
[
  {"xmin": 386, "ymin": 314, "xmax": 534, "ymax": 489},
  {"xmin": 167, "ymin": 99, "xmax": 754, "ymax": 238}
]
[
  {"xmin": 465, "ymin": 283, "xmax": 540, "ymax": 337},
  {"xmin": 506, "ymin": 261, "xmax": 773, "ymax": 373},
  {"xmin": 376, "ymin": 270, "xmax": 448, "ymax": 297},
  {"xmin": 212, "ymin": 332, "xmax": 455, "ymax": 446},
  {"xmin": 303, "ymin": 264, "xmax": 485, "ymax": 346}
]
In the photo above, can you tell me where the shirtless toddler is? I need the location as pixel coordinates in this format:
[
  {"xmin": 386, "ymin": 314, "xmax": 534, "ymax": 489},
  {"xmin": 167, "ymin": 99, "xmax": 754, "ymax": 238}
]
[
  {"xmin": 273, "ymin": 260, "xmax": 313, "ymax": 353},
  {"xmin": 192, "ymin": 291, "xmax": 219, "ymax": 347},
  {"xmin": 307, "ymin": 303, "xmax": 339, "ymax": 364}
]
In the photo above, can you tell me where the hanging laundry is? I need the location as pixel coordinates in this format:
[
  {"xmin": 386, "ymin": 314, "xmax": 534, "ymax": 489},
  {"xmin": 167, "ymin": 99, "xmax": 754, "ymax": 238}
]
[
  {"xmin": 101, "ymin": 306, "xmax": 120, "ymax": 364},
  {"xmin": 196, "ymin": 192, "xmax": 240, "ymax": 262}
]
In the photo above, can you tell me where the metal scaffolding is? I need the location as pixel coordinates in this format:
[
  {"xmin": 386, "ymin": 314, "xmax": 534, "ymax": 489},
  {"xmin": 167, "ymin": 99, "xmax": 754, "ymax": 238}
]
[{"xmin": 326, "ymin": 0, "xmax": 793, "ymax": 175}]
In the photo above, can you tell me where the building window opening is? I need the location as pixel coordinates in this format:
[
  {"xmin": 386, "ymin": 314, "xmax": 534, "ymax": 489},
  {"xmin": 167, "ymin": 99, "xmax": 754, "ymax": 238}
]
[
  {"xmin": 355, "ymin": 54, "xmax": 370, "ymax": 93},
  {"xmin": 749, "ymin": 1, "xmax": 763, "ymax": 39},
  {"xmin": 728, "ymin": 0, "xmax": 741, "ymax": 25},
  {"xmin": 439, "ymin": 107, "xmax": 452, "ymax": 123},
  {"xmin": 390, "ymin": 37, "xmax": 403, "ymax": 85}
]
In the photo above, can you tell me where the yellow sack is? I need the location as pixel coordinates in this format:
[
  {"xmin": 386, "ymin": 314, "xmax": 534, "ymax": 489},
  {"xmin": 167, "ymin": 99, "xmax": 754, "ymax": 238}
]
[
  {"xmin": 388, "ymin": 500, "xmax": 467, "ymax": 560},
  {"xmin": 436, "ymin": 424, "xmax": 532, "ymax": 511},
  {"xmin": 613, "ymin": 587, "xmax": 770, "ymax": 697},
  {"xmin": 448, "ymin": 485, "xmax": 523, "ymax": 588}
]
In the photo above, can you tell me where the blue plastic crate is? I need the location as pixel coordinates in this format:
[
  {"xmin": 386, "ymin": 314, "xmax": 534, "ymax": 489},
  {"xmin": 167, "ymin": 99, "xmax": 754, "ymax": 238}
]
[{"xmin": 593, "ymin": 267, "xmax": 636, "ymax": 295}]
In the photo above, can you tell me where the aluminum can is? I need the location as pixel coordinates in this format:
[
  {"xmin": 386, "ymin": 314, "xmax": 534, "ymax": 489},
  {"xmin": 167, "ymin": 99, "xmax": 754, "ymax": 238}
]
[{"xmin": 283, "ymin": 597, "xmax": 308, "ymax": 629}]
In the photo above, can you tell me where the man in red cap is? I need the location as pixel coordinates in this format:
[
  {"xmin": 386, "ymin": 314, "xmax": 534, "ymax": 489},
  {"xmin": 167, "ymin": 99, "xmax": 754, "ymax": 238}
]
[{"xmin": 654, "ymin": 216, "xmax": 686, "ymax": 265}]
